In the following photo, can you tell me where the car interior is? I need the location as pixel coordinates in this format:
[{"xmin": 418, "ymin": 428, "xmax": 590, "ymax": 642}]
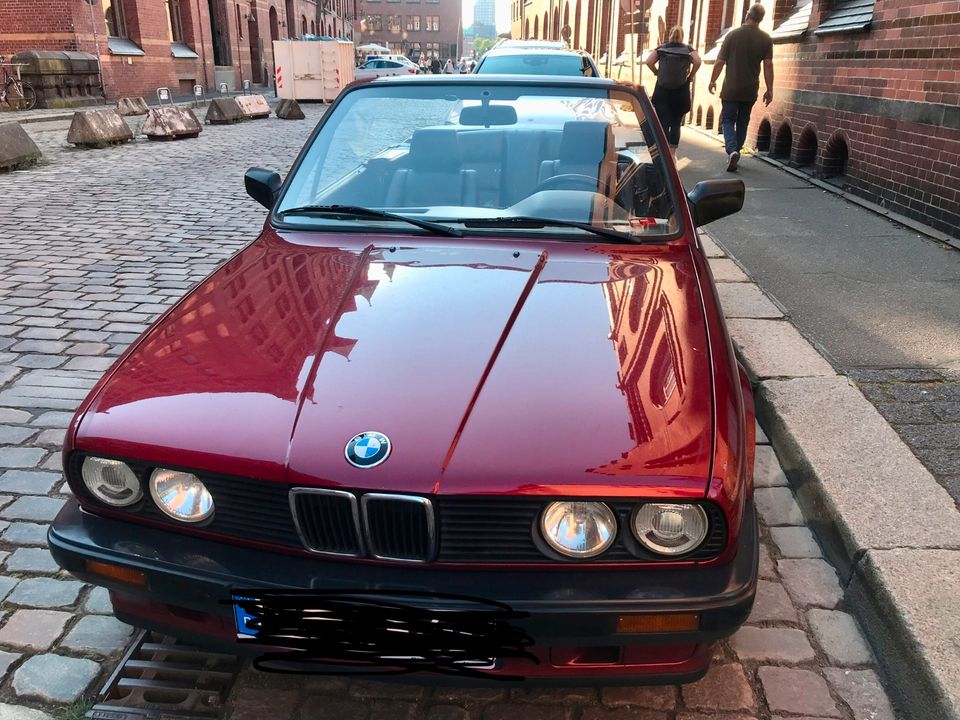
[{"xmin": 314, "ymin": 107, "xmax": 673, "ymax": 226}]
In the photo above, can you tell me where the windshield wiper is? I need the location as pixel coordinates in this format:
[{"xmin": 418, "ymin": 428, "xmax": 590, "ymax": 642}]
[
  {"xmin": 277, "ymin": 205, "xmax": 463, "ymax": 237},
  {"xmin": 462, "ymin": 216, "xmax": 646, "ymax": 243}
]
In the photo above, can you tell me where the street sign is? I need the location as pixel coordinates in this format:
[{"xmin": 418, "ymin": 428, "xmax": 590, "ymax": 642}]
[
  {"xmin": 242, "ymin": 79, "xmax": 251, "ymax": 94},
  {"xmin": 156, "ymin": 87, "xmax": 171, "ymax": 105},
  {"xmin": 218, "ymin": 82, "xmax": 228, "ymax": 94},
  {"xmin": 193, "ymin": 84, "xmax": 203, "ymax": 98}
]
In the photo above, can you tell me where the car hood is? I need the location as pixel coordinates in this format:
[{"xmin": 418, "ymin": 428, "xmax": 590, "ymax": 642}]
[{"xmin": 78, "ymin": 230, "xmax": 714, "ymax": 496}]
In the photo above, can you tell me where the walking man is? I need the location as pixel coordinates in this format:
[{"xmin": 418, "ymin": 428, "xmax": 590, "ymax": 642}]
[{"xmin": 707, "ymin": 3, "xmax": 774, "ymax": 172}]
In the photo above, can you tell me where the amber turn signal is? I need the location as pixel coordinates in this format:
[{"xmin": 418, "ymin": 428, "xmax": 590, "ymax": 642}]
[
  {"xmin": 85, "ymin": 559, "xmax": 147, "ymax": 586},
  {"xmin": 616, "ymin": 613, "xmax": 699, "ymax": 633}
]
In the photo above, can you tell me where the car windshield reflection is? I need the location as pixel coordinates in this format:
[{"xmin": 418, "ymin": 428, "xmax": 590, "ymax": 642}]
[{"xmin": 275, "ymin": 81, "xmax": 677, "ymax": 240}]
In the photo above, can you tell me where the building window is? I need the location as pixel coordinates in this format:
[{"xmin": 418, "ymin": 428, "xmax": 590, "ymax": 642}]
[
  {"xmin": 815, "ymin": 0, "xmax": 875, "ymax": 35},
  {"xmin": 388, "ymin": 15, "xmax": 402, "ymax": 32},
  {"xmin": 104, "ymin": 0, "xmax": 127, "ymax": 36},
  {"xmin": 367, "ymin": 14, "xmax": 383, "ymax": 30},
  {"xmin": 405, "ymin": 15, "xmax": 421, "ymax": 30},
  {"xmin": 236, "ymin": 4, "xmax": 244, "ymax": 39},
  {"xmin": 426, "ymin": 14, "xmax": 439, "ymax": 30},
  {"xmin": 166, "ymin": 0, "xmax": 184, "ymax": 41},
  {"xmin": 426, "ymin": 41, "xmax": 439, "ymax": 56},
  {"xmin": 301, "ymin": 15, "xmax": 307, "ymax": 34}
]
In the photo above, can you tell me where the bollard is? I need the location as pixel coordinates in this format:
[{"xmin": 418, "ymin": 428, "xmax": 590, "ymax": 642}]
[
  {"xmin": 275, "ymin": 99, "xmax": 306, "ymax": 120},
  {"xmin": 235, "ymin": 94, "xmax": 271, "ymax": 120},
  {"xmin": 206, "ymin": 98, "xmax": 246, "ymax": 125},
  {"xmin": 67, "ymin": 109, "xmax": 134, "ymax": 148},
  {"xmin": 141, "ymin": 106, "xmax": 202, "ymax": 141},
  {"xmin": 0, "ymin": 122, "xmax": 42, "ymax": 171},
  {"xmin": 116, "ymin": 97, "xmax": 149, "ymax": 116}
]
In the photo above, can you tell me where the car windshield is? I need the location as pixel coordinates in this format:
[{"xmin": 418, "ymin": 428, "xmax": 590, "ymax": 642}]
[
  {"xmin": 276, "ymin": 81, "xmax": 678, "ymax": 240},
  {"xmin": 478, "ymin": 53, "xmax": 594, "ymax": 76}
]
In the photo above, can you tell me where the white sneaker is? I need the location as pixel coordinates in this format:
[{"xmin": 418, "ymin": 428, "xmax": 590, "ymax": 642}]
[{"xmin": 726, "ymin": 151, "xmax": 740, "ymax": 172}]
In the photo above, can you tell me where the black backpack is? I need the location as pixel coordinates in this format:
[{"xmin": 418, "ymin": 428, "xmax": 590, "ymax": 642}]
[{"xmin": 657, "ymin": 46, "xmax": 692, "ymax": 89}]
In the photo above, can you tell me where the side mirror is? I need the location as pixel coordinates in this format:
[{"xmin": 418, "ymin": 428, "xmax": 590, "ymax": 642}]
[
  {"xmin": 687, "ymin": 179, "xmax": 745, "ymax": 226},
  {"xmin": 245, "ymin": 167, "xmax": 282, "ymax": 209}
]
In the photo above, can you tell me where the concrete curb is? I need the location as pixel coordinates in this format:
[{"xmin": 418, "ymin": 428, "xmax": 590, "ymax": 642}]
[{"xmin": 703, "ymin": 229, "xmax": 960, "ymax": 720}]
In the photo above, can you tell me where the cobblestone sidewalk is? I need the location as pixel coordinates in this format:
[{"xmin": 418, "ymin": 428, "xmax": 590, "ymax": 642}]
[{"xmin": 0, "ymin": 107, "xmax": 898, "ymax": 719}]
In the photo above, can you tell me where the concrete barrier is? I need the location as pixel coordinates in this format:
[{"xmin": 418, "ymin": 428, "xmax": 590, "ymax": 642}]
[
  {"xmin": 66, "ymin": 109, "xmax": 134, "ymax": 148},
  {"xmin": 0, "ymin": 122, "xmax": 42, "ymax": 171},
  {"xmin": 116, "ymin": 97, "xmax": 149, "ymax": 116},
  {"xmin": 275, "ymin": 98, "xmax": 305, "ymax": 120},
  {"xmin": 206, "ymin": 97, "xmax": 245, "ymax": 125},
  {"xmin": 141, "ymin": 107, "xmax": 202, "ymax": 141},
  {"xmin": 235, "ymin": 94, "xmax": 271, "ymax": 119}
]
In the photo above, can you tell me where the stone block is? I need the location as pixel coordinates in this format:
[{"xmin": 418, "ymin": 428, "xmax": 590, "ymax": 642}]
[
  {"xmin": 0, "ymin": 651, "xmax": 20, "ymax": 682},
  {"xmin": 0, "ymin": 609, "xmax": 70, "ymax": 650},
  {"xmin": 747, "ymin": 579, "xmax": 798, "ymax": 623},
  {"xmin": 66, "ymin": 109, "xmax": 134, "ymax": 148},
  {"xmin": 116, "ymin": 96, "xmax": 149, "ymax": 116},
  {"xmin": 0, "ymin": 122, "xmax": 41, "ymax": 172},
  {"xmin": 824, "ymin": 668, "xmax": 896, "ymax": 720},
  {"xmin": 731, "ymin": 626, "xmax": 815, "ymax": 663},
  {"xmin": 600, "ymin": 686, "xmax": 676, "ymax": 709},
  {"xmin": 754, "ymin": 445, "xmax": 788, "ymax": 487},
  {"xmin": 13, "ymin": 653, "xmax": 100, "ymax": 703},
  {"xmin": 0, "ymin": 703, "xmax": 52, "ymax": 720},
  {"xmin": 62, "ymin": 615, "xmax": 133, "ymax": 654},
  {"xmin": 729, "ymin": 318, "xmax": 836, "ymax": 380},
  {"xmin": 807, "ymin": 609, "xmax": 872, "ymax": 666},
  {"xmin": 7, "ymin": 577, "xmax": 83, "ymax": 608},
  {"xmin": 275, "ymin": 98, "xmax": 306, "ymax": 120},
  {"xmin": 755, "ymin": 487, "xmax": 806, "ymax": 526},
  {"xmin": 206, "ymin": 97, "xmax": 246, "ymax": 124},
  {"xmin": 778, "ymin": 558, "xmax": 843, "ymax": 609},
  {"xmin": 236, "ymin": 94, "xmax": 271, "ymax": 119},
  {"xmin": 758, "ymin": 667, "xmax": 840, "ymax": 718},
  {"xmin": 717, "ymin": 283, "xmax": 783, "ymax": 319},
  {"xmin": 697, "ymin": 232, "xmax": 726, "ymax": 257},
  {"xmin": 680, "ymin": 664, "xmax": 755, "ymax": 711},
  {"xmin": 4, "ymin": 547, "xmax": 58, "ymax": 574},
  {"xmin": 709, "ymin": 257, "xmax": 750, "ymax": 282},
  {"xmin": 770, "ymin": 526, "xmax": 822, "ymax": 558},
  {"xmin": 141, "ymin": 107, "xmax": 202, "ymax": 141}
]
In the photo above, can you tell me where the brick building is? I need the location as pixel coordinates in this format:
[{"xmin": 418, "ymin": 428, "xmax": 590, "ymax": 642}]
[
  {"xmin": 356, "ymin": 0, "xmax": 462, "ymax": 59},
  {"xmin": 0, "ymin": 0, "xmax": 357, "ymax": 101},
  {"xmin": 510, "ymin": 0, "xmax": 959, "ymax": 237}
]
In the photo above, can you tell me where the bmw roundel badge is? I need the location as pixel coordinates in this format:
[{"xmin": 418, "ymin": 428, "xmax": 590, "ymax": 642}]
[{"xmin": 345, "ymin": 431, "xmax": 391, "ymax": 469}]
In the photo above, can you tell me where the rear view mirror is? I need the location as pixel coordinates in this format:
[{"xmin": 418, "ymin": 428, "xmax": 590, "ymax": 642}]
[
  {"xmin": 245, "ymin": 167, "xmax": 282, "ymax": 209},
  {"xmin": 459, "ymin": 104, "xmax": 518, "ymax": 126},
  {"xmin": 687, "ymin": 179, "xmax": 745, "ymax": 226}
]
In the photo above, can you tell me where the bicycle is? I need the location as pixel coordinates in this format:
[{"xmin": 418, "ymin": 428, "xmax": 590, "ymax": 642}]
[{"xmin": 0, "ymin": 54, "xmax": 37, "ymax": 111}]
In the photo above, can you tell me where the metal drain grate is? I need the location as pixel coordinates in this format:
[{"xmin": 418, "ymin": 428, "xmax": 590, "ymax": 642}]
[{"xmin": 86, "ymin": 630, "xmax": 244, "ymax": 720}]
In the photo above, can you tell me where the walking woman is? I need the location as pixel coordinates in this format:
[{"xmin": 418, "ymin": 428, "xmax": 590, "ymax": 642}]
[{"xmin": 644, "ymin": 27, "xmax": 701, "ymax": 159}]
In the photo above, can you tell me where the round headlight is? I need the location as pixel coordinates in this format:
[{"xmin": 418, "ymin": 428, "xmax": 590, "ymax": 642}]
[
  {"xmin": 632, "ymin": 503, "xmax": 709, "ymax": 556},
  {"xmin": 81, "ymin": 456, "xmax": 142, "ymax": 507},
  {"xmin": 149, "ymin": 469, "xmax": 214, "ymax": 523},
  {"xmin": 540, "ymin": 501, "xmax": 617, "ymax": 558}
]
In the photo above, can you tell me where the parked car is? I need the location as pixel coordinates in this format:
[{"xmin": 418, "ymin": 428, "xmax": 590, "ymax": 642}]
[
  {"xmin": 50, "ymin": 74, "xmax": 754, "ymax": 684},
  {"xmin": 355, "ymin": 57, "xmax": 417, "ymax": 80},
  {"xmin": 474, "ymin": 47, "xmax": 601, "ymax": 77}
]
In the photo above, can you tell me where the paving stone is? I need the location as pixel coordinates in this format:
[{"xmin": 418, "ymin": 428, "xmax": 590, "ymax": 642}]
[
  {"xmin": 581, "ymin": 709, "xmax": 668, "ymax": 720},
  {"xmin": 0, "ymin": 609, "xmax": 71, "ymax": 650},
  {"xmin": 758, "ymin": 667, "xmax": 840, "ymax": 718},
  {"xmin": 62, "ymin": 614, "xmax": 134, "ymax": 654},
  {"xmin": 0, "ymin": 470, "xmax": 60, "ymax": 494},
  {"xmin": 728, "ymin": 319, "xmax": 835, "ymax": 380},
  {"xmin": 0, "ymin": 448, "xmax": 45, "ymax": 469},
  {"xmin": 66, "ymin": 342, "xmax": 110, "ymax": 355},
  {"xmin": 758, "ymin": 542, "xmax": 777, "ymax": 579},
  {"xmin": 510, "ymin": 687, "xmax": 597, "ymax": 704},
  {"xmin": 755, "ymin": 487, "xmax": 806, "ymax": 526},
  {"xmin": 0, "ymin": 496, "xmax": 65, "ymax": 521},
  {"xmin": 12, "ymin": 653, "xmax": 100, "ymax": 703},
  {"xmin": 424, "ymin": 707, "xmax": 470, "ymax": 720},
  {"xmin": 0, "ymin": 576, "xmax": 17, "ymax": 600},
  {"xmin": 680, "ymin": 664, "xmax": 755, "ymax": 711},
  {"xmin": 731, "ymin": 626, "xmax": 815, "ymax": 663},
  {"xmin": 366, "ymin": 700, "xmax": 422, "ymax": 720},
  {"xmin": 717, "ymin": 283, "xmax": 783, "ymax": 319},
  {"xmin": 0, "ymin": 703, "xmax": 53, "ymax": 720},
  {"xmin": 484, "ymin": 705, "xmax": 572, "ymax": 720},
  {"xmin": 31, "ymin": 411, "xmax": 74, "ymax": 428},
  {"xmin": 873, "ymin": 401, "xmax": 938, "ymax": 424},
  {"xmin": 677, "ymin": 715, "xmax": 757, "ymax": 720},
  {"xmin": 709, "ymin": 258, "xmax": 750, "ymax": 282},
  {"xmin": 823, "ymin": 668, "xmax": 896, "ymax": 720},
  {"xmin": 778, "ymin": 559, "xmax": 843, "ymax": 609},
  {"xmin": 698, "ymin": 233, "xmax": 726, "ymax": 257},
  {"xmin": 769, "ymin": 526, "xmax": 823, "ymax": 558},
  {"xmin": 7, "ymin": 577, "xmax": 83, "ymax": 608},
  {"xmin": 84, "ymin": 585, "xmax": 114, "ymax": 614},
  {"xmin": 4, "ymin": 547, "xmax": 59, "ymax": 574},
  {"xmin": 32, "ymin": 429, "xmax": 65, "ymax": 446},
  {"xmin": 600, "ymin": 686, "xmax": 676, "ymax": 709},
  {"xmin": 756, "ymin": 419, "xmax": 769, "ymax": 444},
  {"xmin": 296, "ymin": 696, "xmax": 368, "ymax": 720},
  {"xmin": 0, "ymin": 426, "xmax": 33, "ymax": 444},
  {"xmin": 64, "ymin": 356, "xmax": 114, "ymax": 371},
  {"xmin": 754, "ymin": 445, "xmax": 788, "ymax": 487},
  {"xmin": 807, "ymin": 609, "xmax": 872, "ymax": 667},
  {"xmin": 0, "ymin": 409, "xmax": 30, "ymax": 423},
  {"xmin": 747, "ymin": 580, "xmax": 798, "ymax": 623},
  {"xmin": 432, "ymin": 688, "xmax": 508, "ymax": 704},
  {"xmin": 349, "ymin": 680, "xmax": 427, "ymax": 701},
  {"xmin": 0, "ymin": 650, "xmax": 19, "ymax": 682}
]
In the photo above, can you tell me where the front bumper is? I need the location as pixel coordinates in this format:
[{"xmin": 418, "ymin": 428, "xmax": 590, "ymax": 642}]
[{"xmin": 49, "ymin": 497, "xmax": 757, "ymax": 684}]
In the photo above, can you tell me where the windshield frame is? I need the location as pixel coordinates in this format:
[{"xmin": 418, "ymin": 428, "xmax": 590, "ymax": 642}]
[{"xmin": 268, "ymin": 77, "xmax": 687, "ymax": 245}]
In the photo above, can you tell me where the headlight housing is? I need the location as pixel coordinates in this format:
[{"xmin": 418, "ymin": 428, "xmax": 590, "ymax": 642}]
[
  {"xmin": 149, "ymin": 468, "xmax": 214, "ymax": 523},
  {"xmin": 632, "ymin": 503, "xmax": 709, "ymax": 556},
  {"xmin": 81, "ymin": 456, "xmax": 142, "ymax": 507},
  {"xmin": 540, "ymin": 501, "xmax": 617, "ymax": 558}
]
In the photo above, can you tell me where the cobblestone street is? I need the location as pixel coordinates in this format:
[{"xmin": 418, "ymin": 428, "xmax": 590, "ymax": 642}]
[{"xmin": 0, "ymin": 109, "xmax": 897, "ymax": 719}]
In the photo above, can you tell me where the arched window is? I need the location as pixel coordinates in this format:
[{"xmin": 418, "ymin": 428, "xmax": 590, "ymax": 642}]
[
  {"xmin": 269, "ymin": 6, "xmax": 279, "ymax": 42},
  {"xmin": 301, "ymin": 15, "xmax": 307, "ymax": 35},
  {"xmin": 310, "ymin": 19, "xmax": 316, "ymax": 34},
  {"xmin": 104, "ymin": 0, "xmax": 127, "ymax": 37},
  {"xmin": 533, "ymin": 15, "xmax": 539, "ymax": 37}
]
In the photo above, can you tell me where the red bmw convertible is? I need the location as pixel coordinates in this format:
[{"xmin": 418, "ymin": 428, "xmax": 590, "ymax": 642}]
[{"xmin": 50, "ymin": 75, "xmax": 755, "ymax": 684}]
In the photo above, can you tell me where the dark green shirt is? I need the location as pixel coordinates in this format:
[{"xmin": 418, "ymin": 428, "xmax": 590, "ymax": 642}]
[{"xmin": 718, "ymin": 24, "xmax": 773, "ymax": 102}]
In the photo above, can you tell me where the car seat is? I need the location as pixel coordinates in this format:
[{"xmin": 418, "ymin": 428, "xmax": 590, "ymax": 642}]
[
  {"xmin": 386, "ymin": 129, "xmax": 478, "ymax": 207},
  {"xmin": 537, "ymin": 121, "xmax": 618, "ymax": 196}
]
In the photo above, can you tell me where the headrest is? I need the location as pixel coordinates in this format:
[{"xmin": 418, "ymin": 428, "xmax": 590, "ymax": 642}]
[
  {"xmin": 559, "ymin": 121, "xmax": 613, "ymax": 166},
  {"xmin": 459, "ymin": 104, "xmax": 518, "ymax": 126},
  {"xmin": 408, "ymin": 128, "xmax": 462, "ymax": 172}
]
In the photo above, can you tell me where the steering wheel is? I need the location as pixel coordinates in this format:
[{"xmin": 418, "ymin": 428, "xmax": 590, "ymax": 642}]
[{"xmin": 533, "ymin": 173, "xmax": 599, "ymax": 193}]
